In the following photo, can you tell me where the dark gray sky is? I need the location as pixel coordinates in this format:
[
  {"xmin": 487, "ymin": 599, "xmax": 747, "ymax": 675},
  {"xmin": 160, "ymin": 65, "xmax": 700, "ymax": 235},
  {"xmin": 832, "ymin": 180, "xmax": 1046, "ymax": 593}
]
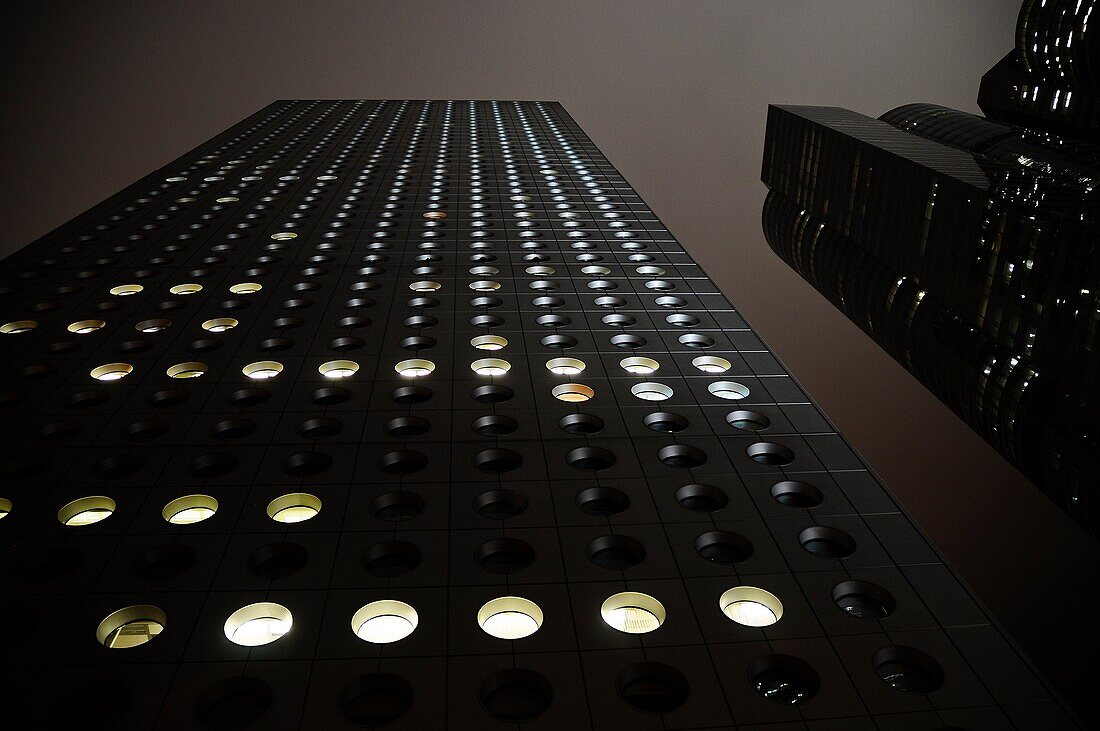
[{"xmin": 3, "ymin": 0, "xmax": 1095, "ymax": 717}]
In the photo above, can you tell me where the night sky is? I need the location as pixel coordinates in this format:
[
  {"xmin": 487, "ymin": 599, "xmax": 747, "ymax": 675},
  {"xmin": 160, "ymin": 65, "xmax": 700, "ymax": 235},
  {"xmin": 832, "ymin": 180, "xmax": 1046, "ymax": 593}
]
[{"xmin": 3, "ymin": 0, "xmax": 1096, "ymax": 718}]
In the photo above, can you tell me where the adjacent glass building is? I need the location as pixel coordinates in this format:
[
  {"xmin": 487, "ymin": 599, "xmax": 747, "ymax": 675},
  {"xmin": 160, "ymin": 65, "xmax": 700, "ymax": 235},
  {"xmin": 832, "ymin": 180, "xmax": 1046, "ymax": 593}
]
[
  {"xmin": 0, "ymin": 100, "xmax": 1079, "ymax": 728},
  {"xmin": 761, "ymin": 0, "xmax": 1099, "ymax": 537}
]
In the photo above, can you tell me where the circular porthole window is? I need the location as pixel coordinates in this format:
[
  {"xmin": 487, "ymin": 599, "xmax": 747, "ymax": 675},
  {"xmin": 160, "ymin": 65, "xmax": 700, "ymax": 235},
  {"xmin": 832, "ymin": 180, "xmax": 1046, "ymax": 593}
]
[
  {"xmin": 692, "ymin": 355, "xmax": 731, "ymax": 373},
  {"xmin": 224, "ymin": 602, "xmax": 292, "ymax": 646},
  {"xmin": 478, "ymin": 596, "xmax": 544, "ymax": 640},
  {"xmin": 270, "ymin": 232, "xmax": 298, "ymax": 241},
  {"xmin": 469, "ymin": 280, "xmax": 501, "ymax": 292},
  {"xmin": 630, "ymin": 382, "xmax": 672, "ymax": 401},
  {"xmin": 67, "ymin": 319, "xmax": 106, "ymax": 334},
  {"xmin": 266, "ymin": 492, "xmax": 322, "ymax": 523},
  {"xmin": 319, "ymin": 360, "xmax": 359, "ymax": 378},
  {"xmin": 471, "ymin": 335, "xmax": 507, "ymax": 351},
  {"xmin": 229, "ymin": 282, "xmax": 263, "ymax": 294},
  {"xmin": 708, "ymin": 381, "xmax": 750, "ymax": 400},
  {"xmin": 395, "ymin": 359, "xmax": 435, "ymax": 377},
  {"xmin": 202, "ymin": 318, "xmax": 238, "ymax": 332},
  {"xmin": 96, "ymin": 605, "xmax": 166, "ymax": 649},
  {"xmin": 242, "ymin": 361, "xmax": 283, "ymax": 380},
  {"xmin": 109, "ymin": 284, "xmax": 143, "ymax": 296},
  {"xmin": 0, "ymin": 497, "xmax": 10, "ymax": 519},
  {"xmin": 169, "ymin": 283, "xmax": 202, "ymax": 295},
  {"xmin": 471, "ymin": 358, "xmax": 510, "ymax": 376},
  {"xmin": 546, "ymin": 357, "xmax": 585, "ymax": 375},
  {"xmin": 409, "ymin": 280, "xmax": 441, "ymax": 292},
  {"xmin": 620, "ymin": 356, "xmax": 659, "ymax": 375},
  {"xmin": 719, "ymin": 586, "xmax": 784, "ymax": 627},
  {"xmin": 351, "ymin": 600, "xmax": 419, "ymax": 644},
  {"xmin": 90, "ymin": 362, "xmax": 133, "ymax": 381},
  {"xmin": 162, "ymin": 494, "xmax": 218, "ymax": 525},
  {"xmin": 136, "ymin": 319, "xmax": 171, "ymax": 333},
  {"xmin": 167, "ymin": 362, "xmax": 207, "ymax": 379},
  {"xmin": 58, "ymin": 496, "xmax": 116, "ymax": 526},
  {"xmin": 1, "ymin": 320, "xmax": 37, "ymax": 334},
  {"xmin": 600, "ymin": 591, "xmax": 666, "ymax": 634},
  {"xmin": 552, "ymin": 383, "xmax": 594, "ymax": 402}
]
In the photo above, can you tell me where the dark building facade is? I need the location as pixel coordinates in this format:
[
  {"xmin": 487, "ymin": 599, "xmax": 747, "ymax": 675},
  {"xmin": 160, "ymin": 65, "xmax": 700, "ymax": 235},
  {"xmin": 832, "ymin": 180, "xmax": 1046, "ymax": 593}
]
[
  {"xmin": 761, "ymin": 0, "xmax": 1099, "ymax": 536},
  {"xmin": 0, "ymin": 100, "xmax": 1079, "ymax": 729}
]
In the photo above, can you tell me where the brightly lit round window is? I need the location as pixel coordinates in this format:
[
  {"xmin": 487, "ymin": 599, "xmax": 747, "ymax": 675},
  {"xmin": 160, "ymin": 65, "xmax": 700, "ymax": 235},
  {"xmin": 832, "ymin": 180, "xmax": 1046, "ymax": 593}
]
[
  {"xmin": 109, "ymin": 284, "xmax": 143, "ymax": 296},
  {"xmin": 552, "ymin": 383, "xmax": 594, "ymax": 402},
  {"xmin": 67, "ymin": 319, "xmax": 106, "ymax": 334},
  {"xmin": 469, "ymin": 280, "xmax": 501, "ymax": 292},
  {"xmin": 719, "ymin": 586, "xmax": 784, "ymax": 627},
  {"xmin": 708, "ymin": 381, "xmax": 750, "ymax": 400},
  {"xmin": 169, "ymin": 283, "xmax": 202, "ymax": 295},
  {"xmin": 631, "ymin": 382, "xmax": 672, "ymax": 401},
  {"xmin": 224, "ymin": 602, "xmax": 292, "ymax": 646},
  {"xmin": 546, "ymin": 357, "xmax": 585, "ymax": 376},
  {"xmin": 267, "ymin": 492, "xmax": 322, "ymax": 523},
  {"xmin": 96, "ymin": 605, "xmax": 166, "ymax": 649},
  {"xmin": 58, "ymin": 496, "xmax": 116, "ymax": 526},
  {"xmin": 693, "ymin": 356, "xmax": 731, "ymax": 374},
  {"xmin": 202, "ymin": 318, "xmax": 238, "ymax": 332},
  {"xmin": 471, "ymin": 358, "xmax": 510, "ymax": 376},
  {"xmin": 162, "ymin": 494, "xmax": 218, "ymax": 525},
  {"xmin": 351, "ymin": 600, "xmax": 419, "ymax": 644},
  {"xmin": 0, "ymin": 497, "xmax": 11, "ymax": 519},
  {"xmin": 478, "ymin": 596, "xmax": 544, "ymax": 640},
  {"xmin": 136, "ymin": 319, "xmax": 171, "ymax": 333},
  {"xmin": 470, "ymin": 266, "xmax": 499, "ymax": 276},
  {"xmin": 229, "ymin": 282, "xmax": 262, "ymax": 294},
  {"xmin": 601, "ymin": 591, "xmax": 666, "ymax": 634},
  {"xmin": 410, "ymin": 280, "xmax": 441, "ymax": 292},
  {"xmin": 243, "ymin": 361, "xmax": 283, "ymax": 380},
  {"xmin": 1, "ymin": 320, "xmax": 37, "ymax": 334},
  {"xmin": 395, "ymin": 358, "xmax": 435, "ymax": 377},
  {"xmin": 525, "ymin": 265, "xmax": 555, "ymax": 276},
  {"xmin": 216, "ymin": 196, "xmax": 238, "ymax": 203},
  {"xmin": 167, "ymin": 362, "xmax": 207, "ymax": 379},
  {"xmin": 471, "ymin": 335, "xmax": 507, "ymax": 351},
  {"xmin": 91, "ymin": 362, "xmax": 133, "ymax": 381},
  {"xmin": 620, "ymin": 357, "xmax": 659, "ymax": 375},
  {"xmin": 319, "ymin": 360, "xmax": 359, "ymax": 378},
  {"xmin": 270, "ymin": 232, "xmax": 298, "ymax": 241}
]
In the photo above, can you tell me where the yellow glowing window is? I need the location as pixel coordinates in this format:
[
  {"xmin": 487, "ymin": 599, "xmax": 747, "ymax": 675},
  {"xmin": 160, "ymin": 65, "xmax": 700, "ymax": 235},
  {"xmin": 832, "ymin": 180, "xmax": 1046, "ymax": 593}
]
[
  {"xmin": 1, "ymin": 320, "xmax": 38, "ymax": 334},
  {"xmin": 552, "ymin": 383, "xmax": 594, "ymax": 402},
  {"xmin": 692, "ymin": 356, "xmax": 732, "ymax": 374},
  {"xmin": 719, "ymin": 586, "xmax": 784, "ymax": 627},
  {"xmin": 90, "ymin": 362, "xmax": 133, "ymax": 381},
  {"xmin": 471, "ymin": 358, "xmax": 510, "ymax": 376},
  {"xmin": 351, "ymin": 600, "xmax": 419, "ymax": 644},
  {"xmin": 620, "ymin": 356, "xmax": 659, "ymax": 375},
  {"xmin": 224, "ymin": 602, "xmax": 292, "ymax": 646},
  {"xmin": 58, "ymin": 496, "xmax": 116, "ymax": 526},
  {"xmin": 229, "ymin": 282, "xmax": 262, "ymax": 295},
  {"xmin": 109, "ymin": 284, "xmax": 143, "ymax": 296},
  {"xmin": 270, "ymin": 232, "xmax": 298, "ymax": 241},
  {"xmin": 202, "ymin": 318, "xmax": 238, "ymax": 332},
  {"xmin": 267, "ymin": 492, "xmax": 322, "ymax": 523},
  {"xmin": 67, "ymin": 319, "xmax": 106, "ymax": 334},
  {"xmin": 601, "ymin": 591, "xmax": 666, "ymax": 634},
  {"xmin": 96, "ymin": 605, "xmax": 167, "ymax": 649},
  {"xmin": 162, "ymin": 494, "xmax": 218, "ymax": 525},
  {"xmin": 471, "ymin": 335, "xmax": 507, "ymax": 351},
  {"xmin": 319, "ymin": 360, "xmax": 359, "ymax": 378},
  {"xmin": 169, "ymin": 283, "xmax": 203, "ymax": 295},
  {"xmin": 395, "ymin": 359, "xmax": 435, "ymax": 377},
  {"xmin": 167, "ymin": 362, "xmax": 207, "ymax": 379},
  {"xmin": 478, "ymin": 596, "xmax": 544, "ymax": 639},
  {"xmin": 546, "ymin": 357, "xmax": 585, "ymax": 376},
  {"xmin": 242, "ymin": 361, "xmax": 283, "ymax": 380},
  {"xmin": 0, "ymin": 497, "xmax": 11, "ymax": 519}
]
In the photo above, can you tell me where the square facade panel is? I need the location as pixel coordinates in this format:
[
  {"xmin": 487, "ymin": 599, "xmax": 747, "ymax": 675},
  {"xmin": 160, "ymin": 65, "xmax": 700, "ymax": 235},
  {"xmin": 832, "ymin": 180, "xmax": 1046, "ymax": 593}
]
[{"xmin": 0, "ymin": 100, "xmax": 1080, "ymax": 729}]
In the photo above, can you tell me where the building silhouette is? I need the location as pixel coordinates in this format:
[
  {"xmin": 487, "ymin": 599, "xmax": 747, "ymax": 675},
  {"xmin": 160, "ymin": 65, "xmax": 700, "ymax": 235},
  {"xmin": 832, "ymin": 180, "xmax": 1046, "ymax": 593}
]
[
  {"xmin": 761, "ymin": 0, "xmax": 1099, "ymax": 536},
  {"xmin": 0, "ymin": 100, "xmax": 1080, "ymax": 729}
]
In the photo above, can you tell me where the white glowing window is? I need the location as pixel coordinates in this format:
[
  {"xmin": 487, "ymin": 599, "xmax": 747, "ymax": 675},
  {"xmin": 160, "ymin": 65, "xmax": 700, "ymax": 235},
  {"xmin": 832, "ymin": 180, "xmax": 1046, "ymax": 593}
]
[
  {"xmin": 169, "ymin": 283, "xmax": 203, "ymax": 295},
  {"xmin": 96, "ymin": 605, "xmax": 166, "ymax": 649},
  {"xmin": 202, "ymin": 318, "xmax": 238, "ymax": 332},
  {"xmin": 471, "ymin": 358, "xmax": 510, "ymax": 376},
  {"xmin": 478, "ymin": 596, "xmax": 544, "ymax": 639},
  {"xmin": 270, "ymin": 232, "xmax": 298, "ymax": 241},
  {"xmin": 601, "ymin": 592, "xmax": 666, "ymax": 634},
  {"xmin": 692, "ymin": 356, "xmax": 732, "ymax": 374},
  {"xmin": 229, "ymin": 282, "xmax": 262, "ymax": 294},
  {"xmin": 162, "ymin": 494, "xmax": 218, "ymax": 525},
  {"xmin": 242, "ymin": 361, "xmax": 283, "ymax": 380},
  {"xmin": 525, "ymin": 266, "xmax": 555, "ymax": 276},
  {"xmin": 267, "ymin": 492, "xmax": 322, "ymax": 523},
  {"xmin": 546, "ymin": 357, "xmax": 585, "ymax": 375},
  {"xmin": 167, "ymin": 362, "xmax": 207, "ymax": 379},
  {"xmin": 470, "ymin": 266, "xmax": 499, "ymax": 276},
  {"xmin": 319, "ymin": 360, "xmax": 359, "ymax": 378},
  {"xmin": 631, "ymin": 382, "xmax": 672, "ymax": 401},
  {"xmin": 58, "ymin": 496, "xmax": 116, "ymax": 526},
  {"xmin": 351, "ymin": 600, "xmax": 419, "ymax": 644},
  {"xmin": 620, "ymin": 357, "xmax": 659, "ymax": 375},
  {"xmin": 395, "ymin": 359, "xmax": 435, "ymax": 377},
  {"xmin": 224, "ymin": 602, "xmax": 292, "ymax": 646},
  {"xmin": 109, "ymin": 284, "xmax": 143, "ymax": 296},
  {"xmin": 719, "ymin": 586, "xmax": 783, "ymax": 627},
  {"xmin": 90, "ymin": 363, "xmax": 133, "ymax": 381},
  {"xmin": 469, "ymin": 280, "xmax": 501, "ymax": 292},
  {"xmin": 471, "ymin": 335, "xmax": 508, "ymax": 351},
  {"xmin": 708, "ymin": 381, "xmax": 750, "ymax": 400},
  {"xmin": 552, "ymin": 383, "xmax": 594, "ymax": 402},
  {"xmin": 409, "ymin": 280, "xmax": 441, "ymax": 292},
  {"xmin": 0, "ymin": 320, "xmax": 37, "ymax": 334},
  {"xmin": 67, "ymin": 319, "xmax": 106, "ymax": 334}
]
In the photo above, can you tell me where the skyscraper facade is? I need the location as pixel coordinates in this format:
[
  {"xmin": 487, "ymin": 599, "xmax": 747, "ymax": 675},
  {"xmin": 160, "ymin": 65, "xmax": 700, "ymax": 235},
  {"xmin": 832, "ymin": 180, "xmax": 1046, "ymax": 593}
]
[
  {"xmin": 0, "ymin": 100, "xmax": 1078, "ymax": 729},
  {"xmin": 761, "ymin": 0, "xmax": 1099, "ymax": 536}
]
